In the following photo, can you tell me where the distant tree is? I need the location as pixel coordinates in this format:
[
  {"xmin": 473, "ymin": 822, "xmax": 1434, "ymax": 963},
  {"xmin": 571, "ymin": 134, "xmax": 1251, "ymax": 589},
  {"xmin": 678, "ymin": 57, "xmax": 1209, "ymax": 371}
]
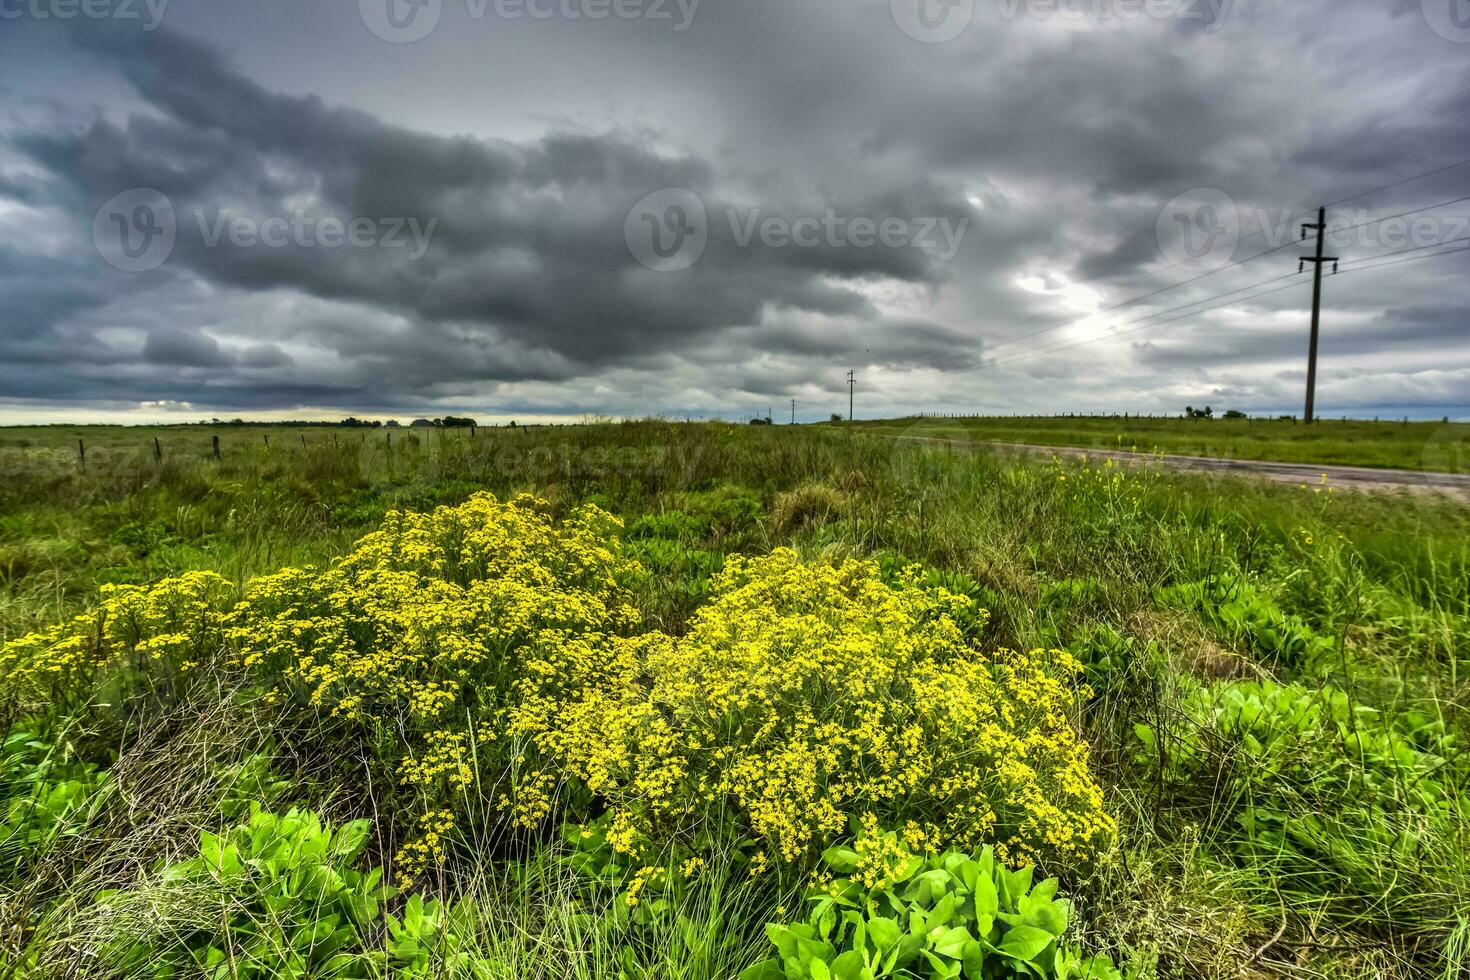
[
  {"xmin": 1223, "ymin": 409, "xmax": 1247, "ymax": 419},
  {"xmin": 749, "ymin": 417, "xmax": 773, "ymax": 426},
  {"xmin": 830, "ymin": 413, "xmax": 844, "ymax": 423},
  {"xmin": 1184, "ymin": 405, "xmax": 1214, "ymax": 420},
  {"xmin": 508, "ymin": 421, "xmax": 518, "ymax": 429},
  {"xmin": 410, "ymin": 419, "xmax": 433, "ymax": 428},
  {"xmin": 385, "ymin": 420, "xmax": 401, "ymax": 428},
  {"xmin": 434, "ymin": 416, "xmax": 477, "ymax": 428}
]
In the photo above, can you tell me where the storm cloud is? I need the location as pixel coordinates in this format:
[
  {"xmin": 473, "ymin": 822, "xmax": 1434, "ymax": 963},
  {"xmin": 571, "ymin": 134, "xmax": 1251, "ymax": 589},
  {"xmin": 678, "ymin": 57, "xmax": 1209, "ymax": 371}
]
[{"xmin": 0, "ymin": 0, "xmax": 1466, "ymax": 421}]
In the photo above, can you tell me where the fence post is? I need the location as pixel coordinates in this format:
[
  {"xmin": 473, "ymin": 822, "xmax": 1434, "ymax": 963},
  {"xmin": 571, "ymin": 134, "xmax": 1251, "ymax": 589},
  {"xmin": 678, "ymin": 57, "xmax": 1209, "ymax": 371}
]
[
  {"xmin": 263, "ymin": 434, "xmax": 270, "ymax": 448},
  {"xmin": 212, "ymin": 435, "xmax": 221, "ymax": 459},
  {"xmin": 154, "ymin": 436, "xmax": 163, "ymax": 462},
  {"xmin": 78, "ymin": 439, "xmax": 85, "ymax": 469}
]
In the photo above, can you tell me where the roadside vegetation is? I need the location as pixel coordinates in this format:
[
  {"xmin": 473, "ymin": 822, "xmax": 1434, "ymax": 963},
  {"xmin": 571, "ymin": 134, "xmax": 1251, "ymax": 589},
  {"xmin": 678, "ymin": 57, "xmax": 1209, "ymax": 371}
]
[
  {"xmin": 0, "ymin": 421, "xmax": 1466, "ymax": 978},
  {"xmin": 845, "ymin": 414, "xmax": 1470, "ymax": 471}
]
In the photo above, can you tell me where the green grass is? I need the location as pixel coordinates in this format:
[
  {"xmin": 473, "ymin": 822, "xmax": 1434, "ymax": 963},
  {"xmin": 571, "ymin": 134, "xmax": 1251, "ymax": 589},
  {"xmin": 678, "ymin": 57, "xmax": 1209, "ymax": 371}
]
[
  {"xmin": 841, "ymin": 414, "xmax": 1470, "ymax": 471},
  {"xmin": 0, "ymin": 420, "xmax": 1466, "ymax": 979}
]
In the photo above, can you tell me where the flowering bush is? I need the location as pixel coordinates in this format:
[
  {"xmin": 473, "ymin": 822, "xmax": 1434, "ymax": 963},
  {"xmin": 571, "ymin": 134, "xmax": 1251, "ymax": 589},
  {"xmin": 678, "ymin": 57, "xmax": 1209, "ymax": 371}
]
[
  {"xmin": 227, "ymin": 492, "xmax": 643, "ymax": 883},
  {"xmin": 0, "ymin": 571, "xmax": 234, "ymax": 711},
  {"xmin": 3, "ymin": 496, "xmax": 1111, "ymax": 893},
  {"xmin": 510, "ymin": 548, "xmax": 1112, "ymax": 882}
]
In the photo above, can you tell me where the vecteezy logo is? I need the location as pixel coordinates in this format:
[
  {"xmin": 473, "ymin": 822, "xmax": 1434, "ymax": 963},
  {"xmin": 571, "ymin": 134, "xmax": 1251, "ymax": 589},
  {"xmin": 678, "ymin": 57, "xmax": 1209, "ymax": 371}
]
[
  {"xmin": 1422, "ymin": 419, "xmax": 1470, "ymax": 488},
  {"xmin": 624, "ymin": 188, "xmax": 708, "ymax": 272},
  {"xmin": 93, "ymin": 189, "xmax": 176, "ymax": 272},
  {"xmin": 360, "ymin": 0, "xmax": 441, "ymax": 43},
  {"xmin": 1155, "ymin": 187, "xmax": 1239, "ymax": 272},
  {"xmin": 890, "ymin": 0, "xmax": 973, "ymax": 43},
  {"xmin": 1422, "ymin": 0, "xmax": 1470, "ymax": 41}
]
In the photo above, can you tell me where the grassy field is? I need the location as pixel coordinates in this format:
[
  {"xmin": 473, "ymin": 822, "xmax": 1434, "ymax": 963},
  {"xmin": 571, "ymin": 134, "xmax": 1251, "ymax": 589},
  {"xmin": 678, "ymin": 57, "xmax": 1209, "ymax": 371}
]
[
  {"xmin": 844, "ymin": 415, "xmax": 1470, "ymax": 471},
  {"xmin": 0, "ymin": 421, "xmax": 1467, "ymax": 979}
]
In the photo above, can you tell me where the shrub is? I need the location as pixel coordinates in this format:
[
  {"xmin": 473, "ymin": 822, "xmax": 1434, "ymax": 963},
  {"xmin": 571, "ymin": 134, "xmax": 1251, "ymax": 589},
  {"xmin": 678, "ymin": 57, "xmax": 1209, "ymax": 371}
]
[
  {"xmin": 771, "ymin": 484, "xmax": 847, "ymax": 536},
  {"xmin": 743, "ymin": 820, "xmax": 1130, "ymax": 980},
  {"xmin": 509, "ymin": 549, "xmax": 1112, "ymax": 882},
  {"xmin": 227, "ymin": 492, "xmax": 643, "ymax": 884},
  {"xmin": 0, "ymin": 571, "xmax": 234, "ymax": 712}
]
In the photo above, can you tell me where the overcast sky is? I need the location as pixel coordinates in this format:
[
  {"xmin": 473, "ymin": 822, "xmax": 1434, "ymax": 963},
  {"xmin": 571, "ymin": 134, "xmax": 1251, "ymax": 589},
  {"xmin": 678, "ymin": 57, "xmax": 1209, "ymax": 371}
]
[{"xmin": 1, "ymin": 0, "xmax": 1467, "ymax": 424}]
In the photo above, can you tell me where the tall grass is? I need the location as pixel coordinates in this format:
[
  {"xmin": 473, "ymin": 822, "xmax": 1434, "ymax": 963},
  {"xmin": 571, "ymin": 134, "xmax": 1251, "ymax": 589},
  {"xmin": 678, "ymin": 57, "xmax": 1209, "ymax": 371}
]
[{"xmin": 1, "ymin": 420, "xmax": 1466, "ymax": 978}]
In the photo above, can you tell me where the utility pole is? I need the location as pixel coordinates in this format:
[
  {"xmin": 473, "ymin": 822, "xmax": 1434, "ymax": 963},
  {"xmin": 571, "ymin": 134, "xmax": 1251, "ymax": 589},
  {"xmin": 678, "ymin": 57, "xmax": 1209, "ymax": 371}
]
[
  {"xmin": 790, "ymin": 399, "xmax": 796, "ymax": 425},
  {"xmin": 847, "ymin": 370, "xmax": 856, "ymax": 421},
  {"xmin": 1298, "ymin": 207, "xmax": 1338, "ymax": 425}
]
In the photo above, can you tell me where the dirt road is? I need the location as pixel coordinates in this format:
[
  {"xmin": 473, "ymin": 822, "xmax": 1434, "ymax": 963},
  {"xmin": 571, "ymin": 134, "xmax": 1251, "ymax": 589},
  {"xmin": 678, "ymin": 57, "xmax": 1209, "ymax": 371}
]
[{"xmin": 890, "ymin": 436, "xmax": 1470, "ymax": 501}]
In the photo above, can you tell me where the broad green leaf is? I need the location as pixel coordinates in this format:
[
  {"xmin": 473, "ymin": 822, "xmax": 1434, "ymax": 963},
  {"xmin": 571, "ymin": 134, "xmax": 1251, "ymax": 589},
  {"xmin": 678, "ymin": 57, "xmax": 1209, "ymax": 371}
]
[
  {"xmin": 829, "ymin": 949, "xmax": 869, "ymax": 980},
  {"xmin": 822, "ymin": 847, "xmax": 861, "ymax": 874},
  {"xmin": 929, "ymin": 926, "xmax": 973, "ymax": 959},
  {"xmin": 998, "ymin": 925, "xmax": 1054, "ymax": 964},
  {"xmin": 738, "ymin": 958, "xmax": 785, "ymax": 980},
  {"xmin": 866, "ymin": 916, "xmax": 901, "ymax": 954}
]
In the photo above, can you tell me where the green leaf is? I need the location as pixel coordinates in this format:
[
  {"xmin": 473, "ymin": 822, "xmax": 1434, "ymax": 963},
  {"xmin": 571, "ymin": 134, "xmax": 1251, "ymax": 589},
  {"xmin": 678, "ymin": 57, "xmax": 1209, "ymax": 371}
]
[
  {"xmin": 866, "ymin": 916, "xmax": 901, "ymax": 954},
  {"xmin": 929, "ymin": 926, "xmax": 973, "ymax": 959},
  {"xmin": 331, "ymin": 819, "xmax": 372, "ymax": 861},
  {"xmin": 739, "ymin": 959, "xmax": 785, "ymax": 980},
  {"xmin": 970, "ymin": 868, "xmax": 998, "ymax": 933},
  {"xmin": 920, "ymin": 949, "xmax": 962, "ymax": 979},
  {"xmin": 960, "ymin": 941, "xmax": 985, "ymax": 979},
  {"xmin": 927, "ymin": 892, "xmax": 957, "ymax": 929},
  {"xmin": 998, "ymin": 925, "xmax": 1054, "ymax": 964},
  {"xmin": 822, "ymin": 847, "xmax": 861, "ymax": 874},
  {"xmin": 829, "ymin": 950, "xmax": 868, "ymax": 980}
]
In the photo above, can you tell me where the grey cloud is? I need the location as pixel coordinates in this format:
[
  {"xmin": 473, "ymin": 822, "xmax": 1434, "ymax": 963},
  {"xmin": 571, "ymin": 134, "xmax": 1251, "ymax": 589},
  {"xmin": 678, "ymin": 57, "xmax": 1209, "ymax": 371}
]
[
  {"xmin": 0, "ymin": 0, "xmax": 1466, "ymax": 420},
  {"xmin": 143, "ymin": 327, "xmax": 235, "ymax": 368}
]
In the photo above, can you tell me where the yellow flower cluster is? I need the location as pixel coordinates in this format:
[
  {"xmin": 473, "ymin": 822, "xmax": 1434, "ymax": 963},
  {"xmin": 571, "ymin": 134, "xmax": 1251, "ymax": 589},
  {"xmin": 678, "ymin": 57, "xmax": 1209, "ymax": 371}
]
[
  {"xmin": 4, "ymin": 494, "xmax": 1112, "ymax": 886},
  {"xmin": 223, "ymin": 492, "xmax": 642, "ymax": 883},
  {"xmin": 509, "ymin": 548, "xmax": 1112, "ymax": 870},
  {"xmin": 0, "ymin": 571, "xmax": 233, "ymax": 708}
]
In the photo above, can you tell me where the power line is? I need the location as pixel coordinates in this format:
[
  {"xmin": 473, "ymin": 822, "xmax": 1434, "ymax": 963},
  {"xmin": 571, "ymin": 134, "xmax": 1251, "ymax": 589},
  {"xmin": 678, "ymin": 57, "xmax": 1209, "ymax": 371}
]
[
  {"xmin": 1340, "ymin": 235, "xmax": 1470, "ymax": 269},
  {"xmin": 982, "ymin": 210, "xmax": 1469, "ymax": 371},
  {"xmin": 1323, "ymin": 154, "xmax": 1470, "ymax": 209},
  {"xmin": 988, "ymin": 278, "xmax": 1310, "ymax": 369},
  {"xmin": 985, "ymin": 236, "xmax": 1469, "ymax": 371},
  {"xmin": 1340, "ymin": 240, "xmax": 1470, "ymax": 276},
  {"xmin": 984, "ymin": 236, "xmax": 1305, "ymax": 355},
  {"xmin": 980, "ymin": 155, "xmax": 1470, "ymax": 355},
  {"xmin": 1324, "ymin": 194, "xmax": 1470, "ymax": 239}
]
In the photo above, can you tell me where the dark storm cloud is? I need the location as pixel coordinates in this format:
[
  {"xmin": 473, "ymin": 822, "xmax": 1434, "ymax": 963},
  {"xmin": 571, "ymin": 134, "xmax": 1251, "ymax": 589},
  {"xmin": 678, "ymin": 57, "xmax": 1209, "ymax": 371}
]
[
  {"xmin": 2, "ymin": 23, "xmax": 967, "ymax": 409},
  {"xmin": 0, "ymin": 0, "xmax": 1466, "ymax": 419},
  {"xmin": 143, "ymin": 326, "xmax": 234, "ymax": 368}
]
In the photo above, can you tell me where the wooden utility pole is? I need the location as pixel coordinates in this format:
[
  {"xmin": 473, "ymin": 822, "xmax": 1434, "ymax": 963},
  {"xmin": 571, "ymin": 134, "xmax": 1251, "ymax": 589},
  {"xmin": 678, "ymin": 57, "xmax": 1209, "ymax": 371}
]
[
  {"xmin": 847, "ymin": 370, "xmax": 856, "ymax": 422},
  {"xmin": 1298, "ymin": 207, "xmax": 1338, "ymax": 425}
]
